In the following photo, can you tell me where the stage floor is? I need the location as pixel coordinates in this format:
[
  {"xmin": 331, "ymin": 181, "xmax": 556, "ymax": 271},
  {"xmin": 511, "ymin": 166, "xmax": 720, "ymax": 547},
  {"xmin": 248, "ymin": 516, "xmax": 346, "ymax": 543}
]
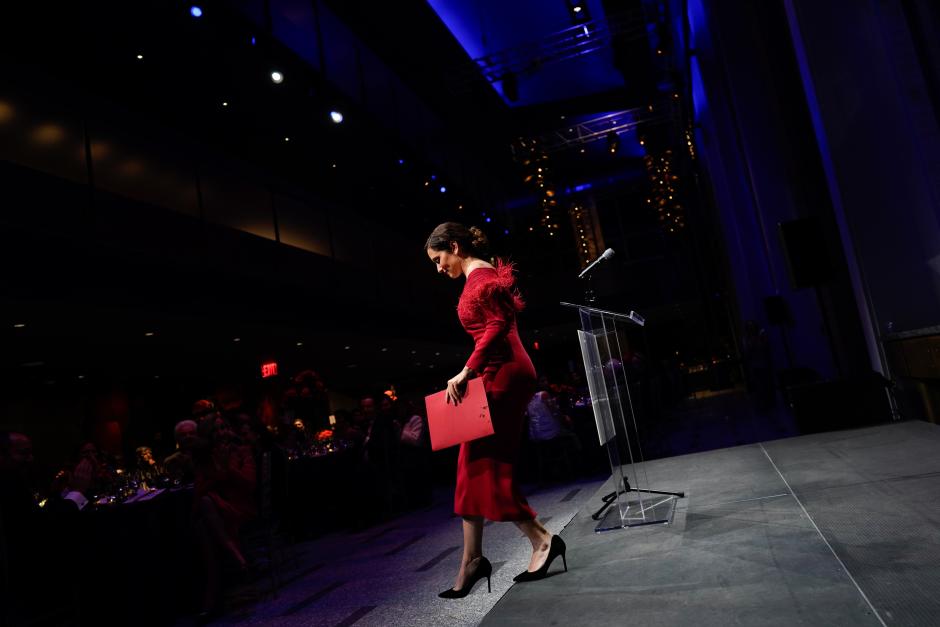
[
  {"xmin": 194, "ymin": 420, "xmax": 940, "ymax": 626},
  {"xmin": 483, "ymin": 420, "xmax": 940, "ymax": 627}
]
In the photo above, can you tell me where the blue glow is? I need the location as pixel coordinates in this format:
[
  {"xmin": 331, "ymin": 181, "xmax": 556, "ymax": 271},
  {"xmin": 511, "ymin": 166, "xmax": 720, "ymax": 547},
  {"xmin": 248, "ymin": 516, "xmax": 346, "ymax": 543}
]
[
  {"xmin": 439, "ymin": 186, "xmax": 447, "ymax": 193},
  {"xmin": 430, "ymin": 174, "xmax": 437, "ymax": 181},
  {"xmin": 330, "ymin": 110, "xmax": 344, "ymax": 123},
  {"xmin": 250, "ymin": 36, "xmax": 257, "ymax": 46},
  {"xmin": 485, "ymin": 217, "xmax": 492, "ymax": 223},
  {"xmin": 691, "ymin": 55, "xmax": 707, "ymax": 122},
  {"xmin": 504, "ymin": 229, "xmax": 510, "ymax": 235},
  {"xmin": 190, "ymin": 6, "xmax": 203, "ymax": 18},
  {"xmin": 426, "ymin": 0, "xmax": 622, "ymax": 107},
  {"xmin": 574, "ymin": 183, "xmax": 593, "ymax": 192},
  {"xmin": 398, "ymin": 159, "xmax": 405, "ymax": 165}
]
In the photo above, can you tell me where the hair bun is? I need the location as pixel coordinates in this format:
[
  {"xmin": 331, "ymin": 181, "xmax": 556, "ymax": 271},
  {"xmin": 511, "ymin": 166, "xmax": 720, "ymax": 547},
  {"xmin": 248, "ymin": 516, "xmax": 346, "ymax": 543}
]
[{"xmin": 468, "ymin": 226, "xmax": 489, "ymax": 251}]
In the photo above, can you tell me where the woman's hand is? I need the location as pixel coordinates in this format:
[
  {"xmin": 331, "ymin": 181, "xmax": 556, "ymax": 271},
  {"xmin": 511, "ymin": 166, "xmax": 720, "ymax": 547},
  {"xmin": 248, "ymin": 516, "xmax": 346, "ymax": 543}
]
[{"xmin": 446, "ymin": 367, "xmax": 473, "ymax": 405}]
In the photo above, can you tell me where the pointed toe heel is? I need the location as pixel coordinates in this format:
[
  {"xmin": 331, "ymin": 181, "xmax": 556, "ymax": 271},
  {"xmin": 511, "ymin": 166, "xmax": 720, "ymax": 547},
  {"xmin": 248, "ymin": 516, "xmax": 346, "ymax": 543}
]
[
  {"xmin": 439, "ymin": 556, "xmax": 493, "ymax": 599},
  {"xmin": 513, "ymin": 535, "xmax": 567, "ymax": 583}
]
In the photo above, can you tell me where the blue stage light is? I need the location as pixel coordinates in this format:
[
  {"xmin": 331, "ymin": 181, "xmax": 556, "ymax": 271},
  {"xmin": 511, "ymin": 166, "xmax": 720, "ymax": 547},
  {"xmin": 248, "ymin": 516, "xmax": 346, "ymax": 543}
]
[
  {"xmin": 250, "ymin": 36, "xmax": 257, "ymax": 46},
  {"xmin": 439, "ymin": 186, "xmax": 447, "ymax": 193},
  {"xmin": 485, "ymin": 217, "xmax": 492, "ymax": 223},
  {"xmin": 330, "ymin": 110, "xmax": 344, "ymax": 123},
  {"xmin": 190, "ymin": 6, "xmax": 203, "ymax": 18},
  {"xmin": 398, "ymin": 159, "xmax": 405, "ymax": 165}
]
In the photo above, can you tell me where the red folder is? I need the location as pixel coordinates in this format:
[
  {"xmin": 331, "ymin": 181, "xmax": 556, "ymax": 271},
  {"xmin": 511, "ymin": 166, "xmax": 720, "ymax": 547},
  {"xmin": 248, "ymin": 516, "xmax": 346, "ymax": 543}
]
[{"xmin": 424, "ymin": 378, "xmax": 494, "ymax": 451}]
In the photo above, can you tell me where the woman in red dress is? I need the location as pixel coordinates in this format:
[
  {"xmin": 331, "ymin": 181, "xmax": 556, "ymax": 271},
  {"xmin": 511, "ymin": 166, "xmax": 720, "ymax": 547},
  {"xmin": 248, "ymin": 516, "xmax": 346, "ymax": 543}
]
[{"xmin": 425, "ymin": 222, "xmax": 567, "ymax": 598}]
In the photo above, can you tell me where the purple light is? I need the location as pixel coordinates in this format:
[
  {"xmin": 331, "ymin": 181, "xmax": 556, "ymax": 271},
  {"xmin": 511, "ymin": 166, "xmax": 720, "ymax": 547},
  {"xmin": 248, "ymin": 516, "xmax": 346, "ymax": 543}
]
[
  {"xmin": 250, "ymin": 36, "xmax": 257, "ymax": 46},
  {"xmin": 398, "ymin": 158, "xmax": 405, "ymax": 165},
  {"xmin": 430, "ymin": 174, "xmax": 437, "ymax": 181},
  {"xmin": 485, "ymin": 217, "xmax": 492, "ymax": 223},
  {"xmin": 190, "ymin": 6, "xmax": 203, "ymax": 18},
  {"xmin": 439, "ymin": 186, "xmax": 447, "ymax": 193},
  {"xmin": 504, "ymin": 229, "xmax": 509, "ymax": 235}
]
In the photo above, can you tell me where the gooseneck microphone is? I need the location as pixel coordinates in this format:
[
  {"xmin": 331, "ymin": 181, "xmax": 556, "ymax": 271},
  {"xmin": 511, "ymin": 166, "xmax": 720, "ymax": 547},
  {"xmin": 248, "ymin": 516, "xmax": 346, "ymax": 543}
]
[{"xmin": 577, "ymin": 248, "xmax": 615, "ymax": 279}]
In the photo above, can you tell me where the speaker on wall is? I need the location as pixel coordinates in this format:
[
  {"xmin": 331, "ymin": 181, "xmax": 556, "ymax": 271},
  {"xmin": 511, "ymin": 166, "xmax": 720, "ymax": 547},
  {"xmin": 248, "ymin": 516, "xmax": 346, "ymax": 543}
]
[{"xmin": 778, "ymin": 218, "xmax": 832, "ymax": 289}]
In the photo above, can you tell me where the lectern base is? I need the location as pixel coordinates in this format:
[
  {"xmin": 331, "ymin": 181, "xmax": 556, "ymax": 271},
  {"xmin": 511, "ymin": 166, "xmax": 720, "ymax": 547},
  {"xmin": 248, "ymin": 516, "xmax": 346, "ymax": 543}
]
[{"xmin": 594, "ymin": 490, "xmax": 678, "ymax": 533}]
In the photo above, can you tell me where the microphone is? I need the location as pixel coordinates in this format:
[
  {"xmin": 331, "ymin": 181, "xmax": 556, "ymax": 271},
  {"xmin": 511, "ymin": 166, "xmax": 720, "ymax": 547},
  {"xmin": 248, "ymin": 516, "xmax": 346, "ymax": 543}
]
[{"xmin": 578, "ymin": 248, "xmax": 615, "ymax": 279}]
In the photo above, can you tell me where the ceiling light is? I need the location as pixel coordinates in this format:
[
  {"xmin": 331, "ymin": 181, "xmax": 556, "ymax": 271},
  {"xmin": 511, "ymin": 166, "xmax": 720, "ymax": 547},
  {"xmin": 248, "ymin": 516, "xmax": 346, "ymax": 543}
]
[
  {"xmin": 190, "ymin": 6, "xmax": 203, "ymax": 18},
  {"xmin": 144, "ymin": 331, "xmax": 155, "ymax": 337},
  {"xmin": 136, "ymin": 54, "xmax": 144, "ymax": 60},
  {"xmin": 330, "ymin": 110, "xmax": 344, "ymax": 123},
  {"xmin": 573, "ymin": 5, "xmax": 582, "ymax": 12},
  {"xmin": 13, "ymin": 323, "xmax": 26, "ymax": 328},
  {"xmin": 271, "ymin": 71, "xmax": 284, "ymax": 84},
  {"xmin": 439, "ymin": 186, "xmax": 447, "ymax": 193}
]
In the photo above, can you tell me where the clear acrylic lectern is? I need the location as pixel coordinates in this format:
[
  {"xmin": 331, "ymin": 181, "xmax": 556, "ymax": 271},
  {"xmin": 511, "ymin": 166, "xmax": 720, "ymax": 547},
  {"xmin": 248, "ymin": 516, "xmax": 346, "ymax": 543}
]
[{"xmin": 561, "ymin": 302, "xmax": 683, "ymax": 532}]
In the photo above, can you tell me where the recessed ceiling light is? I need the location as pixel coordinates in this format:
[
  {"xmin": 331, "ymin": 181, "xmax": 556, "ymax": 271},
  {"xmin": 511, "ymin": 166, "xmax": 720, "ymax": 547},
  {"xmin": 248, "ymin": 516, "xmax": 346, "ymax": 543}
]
[
  {"xmin": 296, "ymin": 341, "xmax": 303, "ymax": 346},
  {"xmin": 144, "ymin": 331, "xmax": 155, "ymax": 337},
  {"xmin": 233, "ymin": 337, "xmax": 241, "ymax": 342},
  {"xmin": 344, "ymin": 345, "xmax": 351, "ymax": 350},
  {"xmin": 136, "ymin": 54, "xmax": 144, "ymax": 60},
  {"xmin": 271, "ymin": 70, "xmax": 284, "ymax": 84},
  {"xmin": 330, "ymin": 110, "xmax": 344, "ymax": 123},
  {"xmin": 13, "ymin": 323, "xmax": 26, "ymax": 328}
]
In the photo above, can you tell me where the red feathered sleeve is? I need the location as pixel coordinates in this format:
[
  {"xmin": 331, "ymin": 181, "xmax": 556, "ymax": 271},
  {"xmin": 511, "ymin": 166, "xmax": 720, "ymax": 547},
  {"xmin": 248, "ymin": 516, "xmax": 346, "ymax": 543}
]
[{"xmin": 462, "ymin": 261, "xmax": 525, "ymax": 373}]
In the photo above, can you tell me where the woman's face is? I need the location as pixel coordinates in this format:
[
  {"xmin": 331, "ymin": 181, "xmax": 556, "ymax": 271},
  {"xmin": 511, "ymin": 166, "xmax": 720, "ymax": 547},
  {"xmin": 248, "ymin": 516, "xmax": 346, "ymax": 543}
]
[{"xmin": 427, "ymin": 244, "xmax": 463, "ymax": 279}]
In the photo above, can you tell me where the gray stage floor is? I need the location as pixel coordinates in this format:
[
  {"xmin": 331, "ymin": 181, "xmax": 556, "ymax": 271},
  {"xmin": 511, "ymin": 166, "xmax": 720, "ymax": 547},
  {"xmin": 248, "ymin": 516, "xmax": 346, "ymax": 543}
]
[
  {"xmin": 194, "ymin": 420, "xmax": 940, "ymax": 626},
  {"xmin": 483, "ymin": 420, "xmax": 940, "ymax": 626},
  {"xmin": 193, "ymin": 477, "xmax": 606, "ymax": 627}
]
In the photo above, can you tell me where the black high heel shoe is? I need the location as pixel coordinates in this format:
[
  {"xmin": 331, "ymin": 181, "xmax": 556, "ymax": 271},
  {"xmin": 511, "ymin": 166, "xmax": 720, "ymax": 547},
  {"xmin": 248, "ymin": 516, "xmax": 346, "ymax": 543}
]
[
  {"xmin": 513, "ymin": 535, "xmax": 567, "ymax": 582},
  {"xmin": 439, "ymin": 556, "xmax": 493, "ymax": 599}
]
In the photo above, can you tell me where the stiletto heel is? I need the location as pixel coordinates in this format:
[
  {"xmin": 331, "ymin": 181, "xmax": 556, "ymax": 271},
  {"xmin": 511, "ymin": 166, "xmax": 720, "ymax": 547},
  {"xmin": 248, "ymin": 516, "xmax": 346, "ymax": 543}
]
[
  {"xmin": 439, "ymin": 556, "xmax": 493, "ymax": 599},
  {"xmin": 513, "ymin": 535, "xmax": 567, "ymax": 582}
]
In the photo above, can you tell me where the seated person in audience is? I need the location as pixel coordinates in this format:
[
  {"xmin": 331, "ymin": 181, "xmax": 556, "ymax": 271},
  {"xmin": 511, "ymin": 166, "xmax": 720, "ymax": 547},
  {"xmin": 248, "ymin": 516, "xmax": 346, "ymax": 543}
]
[
  {"xmin": 334, "ymin": 408, "xmax": 368, "ymax": 446},
  {"xmin": 164, "ymin": 419, "xmax": 198, "ymax": 484},
  {"xmin": 76, "ymin": 440, "xmax": 116, "ymax": 497},
  {"xmin": 192, "ymin": 417, "xmax": 257, "ymax": 616},
  {"xmin": 133, "ymin": 445, "xmax": 164, "ymax": 486},
  {"xmin": 398, "ymin": 399, "xmax": 432, "ymax": 508},
  {"xmin": 527, "ymin": 386, "xmax": 582, "ymax": 451},
  {"xmin": 192, "ymin": 399, "xmax": 221, "ymax": 425},
  {"xmin": 1, "ymin": 432, "xmax": 92, "ymax": 624}
]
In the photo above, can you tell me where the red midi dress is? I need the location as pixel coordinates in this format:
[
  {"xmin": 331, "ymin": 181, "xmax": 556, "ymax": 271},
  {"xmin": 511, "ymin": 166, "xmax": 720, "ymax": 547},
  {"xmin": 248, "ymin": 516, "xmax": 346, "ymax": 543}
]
[{"xmin": 454, "ymin": 262, "xmax": 538, "ymax": 521}]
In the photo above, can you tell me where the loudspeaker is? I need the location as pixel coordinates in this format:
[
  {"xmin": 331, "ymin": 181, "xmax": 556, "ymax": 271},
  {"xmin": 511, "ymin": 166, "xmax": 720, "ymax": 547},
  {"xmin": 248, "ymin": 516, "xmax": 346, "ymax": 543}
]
[{"xmin": 778, "ymin": 218, "xmax": 831, "ymax": 288}]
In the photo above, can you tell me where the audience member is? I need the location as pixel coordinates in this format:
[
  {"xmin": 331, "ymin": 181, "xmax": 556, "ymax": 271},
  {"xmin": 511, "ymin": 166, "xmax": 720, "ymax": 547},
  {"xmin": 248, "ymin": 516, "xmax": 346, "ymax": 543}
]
[
  {"xmin": 164, "ymin": 419, "xmax": 198, "ymax": 484},
  {"xmin": 192, "ymin": 416, "xmax": 257, "ymax": 617},
  {"xmin": 133, "ymin": 445, "xmax": 164, "ymax": 486}
]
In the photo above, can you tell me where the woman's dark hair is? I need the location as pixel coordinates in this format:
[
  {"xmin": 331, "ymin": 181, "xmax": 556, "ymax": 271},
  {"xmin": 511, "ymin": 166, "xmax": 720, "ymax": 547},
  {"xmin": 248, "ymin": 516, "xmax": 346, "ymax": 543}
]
[{"xmin": 424, "ymin": 222, "xmax": 490, "ymax": 258}]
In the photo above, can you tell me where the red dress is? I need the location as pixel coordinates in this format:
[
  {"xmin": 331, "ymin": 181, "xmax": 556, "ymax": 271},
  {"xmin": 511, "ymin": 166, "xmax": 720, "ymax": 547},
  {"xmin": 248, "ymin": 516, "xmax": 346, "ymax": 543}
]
[{"xmin": 454, "ymin": 262, "xmax": 537, "ymax": 521}]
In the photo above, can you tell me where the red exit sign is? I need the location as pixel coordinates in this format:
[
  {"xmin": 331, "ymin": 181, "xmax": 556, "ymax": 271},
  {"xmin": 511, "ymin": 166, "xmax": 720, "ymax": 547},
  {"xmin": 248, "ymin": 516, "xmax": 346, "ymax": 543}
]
[{"xmin": 261, "ymin": 362, "xmax": 279, "ymax": 378}]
